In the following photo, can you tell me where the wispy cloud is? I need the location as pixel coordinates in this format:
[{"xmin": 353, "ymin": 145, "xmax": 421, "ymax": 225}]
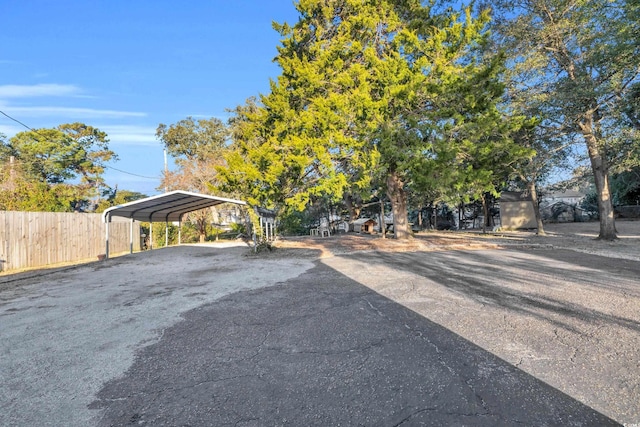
[
  {"xmin": 0, "ymin": 83, "xmax": 80, "ymax": 98},
  {"xmin": 188, "ymin": 113, "xmax": 230, "ymax": 121},
  {"xmin": 0, "ymin": 123, "xmax": 157, "ymax": 143},
  {"xmin": 4, "ymin": 106, "xmax": 147, "ymax": 119},
  {"xmin": 103, "ymin": 125, "xmax": 158, "ymax": 146}
]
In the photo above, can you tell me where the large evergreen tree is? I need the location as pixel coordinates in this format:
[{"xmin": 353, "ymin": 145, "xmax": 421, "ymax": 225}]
[
  {"xmin": 220, "ymin": 0, "xmax": 529, "ymax": 238},
  {"xmin": 0, "ymin": 123, "xmax": 116, "ymax": 211}
]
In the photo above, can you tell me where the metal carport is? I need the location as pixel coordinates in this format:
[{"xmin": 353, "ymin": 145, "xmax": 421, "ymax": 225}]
[{"xmin": 102, "ymin": 190, "xmax": 246, "ymax": 259}]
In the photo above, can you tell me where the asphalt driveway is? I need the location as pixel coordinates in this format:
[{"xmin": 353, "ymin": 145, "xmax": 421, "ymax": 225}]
[{"xmin": 1, "ymin": 242, "xmax": 638, "ymax": 426}]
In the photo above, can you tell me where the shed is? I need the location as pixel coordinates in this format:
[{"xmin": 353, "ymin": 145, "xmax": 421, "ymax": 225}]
[
  {"xmin": 353, "ymin": 218, "xmax": 377, "ymax": 234},
  {"xmin": 499, "ymin": 191, "xmax": 537, "ymax": 229}
]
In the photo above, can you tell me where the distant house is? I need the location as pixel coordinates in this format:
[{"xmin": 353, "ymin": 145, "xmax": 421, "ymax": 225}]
[
  {"xmin": 541, "ymin": 190, "xmax": 585, "ymax": 207},
  {"xmin": 540, "ymin": 202, "xmax": 589, "ymax": 222},
  {"xmin": 539, "ymin": 190, "xmax": 588, "ymax": 222}
]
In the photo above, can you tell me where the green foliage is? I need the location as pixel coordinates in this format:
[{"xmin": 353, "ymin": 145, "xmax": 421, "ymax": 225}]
[
  {"xmin": 219, "ymin": 1, "xmax": 528, "ymax": 239},
  {"xmin": 177, "ymin": 222, "xmax": 202, "ymax": 244},
  {"xmin": 229, "ymin": 222, "xmax": 246, "ymax": 235},
  {"xmin": 580, "ymin": 192, "xmax": 600, "ymax": 219},
  {"xmin": 156, "ymin": 117, "xmax": 240, "ymax": 226},
  {"xmin": 151, "ymin": 222, "xmax": 180, "ymax": 248},
  {"xmin": 278, "ymin": 208, "xmax": 318, "ymax": 236},
  {"xmin": 156, "ymin": 116, "xmax": 228, "ymax": 159},
  {"xmin": 210, "ymin": 226, "xmax": 227, "ymax": 241},
  {"xmin": 0, "ymin": 175, "xmax": 79, "ymax": 212},
  {"xmin": 6, "ymin": 123, "xmax": 115, "ymax": 185},
  {"xmin": 490, "ymin": 0, "xmax": 640, "ymax": 239},
  {"xmin": 0, "ymin": 123, "xmax": 116, "ymax": 212},
  {"xmin": 622, "ymin": 82, "xmax": 640, "ymax": 131},
  {"xmin": 94, "ymin": 189, "xmax": 148, "ymax": 213},
  {"xmin": 610, "ymin": 168, "xmax": 640, "ymax": 205},
  {"xmin": 610, "ymin": 81, "xmax": 640, "ymax": 173}
]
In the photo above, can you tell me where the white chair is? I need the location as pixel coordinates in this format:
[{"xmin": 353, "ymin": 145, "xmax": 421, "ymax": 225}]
[{"xmin": 319, "ymin": 226, "xmax": 330, "ymax": 237}]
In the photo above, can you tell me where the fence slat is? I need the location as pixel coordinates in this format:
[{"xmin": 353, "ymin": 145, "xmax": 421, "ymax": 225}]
[{"xmin": 0, "ymin": 211, "xmax": 140, "ymax": 272}]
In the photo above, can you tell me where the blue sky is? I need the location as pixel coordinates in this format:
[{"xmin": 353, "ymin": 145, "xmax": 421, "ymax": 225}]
[{"xmin": 0, "ymin": 1, "xmax": 301, "ymax": 195}]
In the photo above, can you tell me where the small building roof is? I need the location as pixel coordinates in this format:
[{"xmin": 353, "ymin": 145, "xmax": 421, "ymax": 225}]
[
  {"xmin": 500, "ymin": 191, "xmax": 532, "ymax": 202},
  {"xmin": 544, "ymin": 190, "xmax": 585, "ymax": 199},
  {"xmin": 353, "ymin": 218, "xmax": 377, "ymax": 225},
  {"xmin": 102, "ymin": 190, "xmax": 246, "ymax": 223}
]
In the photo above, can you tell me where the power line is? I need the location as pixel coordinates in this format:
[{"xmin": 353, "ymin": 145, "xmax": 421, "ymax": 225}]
[
  {"xmin": 0, "ymin": 152, "xmax": 160, "ymax": 180},
  {"xmin": 0, "ymin": 110, "xmax": 37, "ymax": 131},
  {"xmin": 104, "ymin": 165, "xmax": 160, "ymax": 180},
  {"xmin": 0, "ymin": 109, "xmax": 160, "ymax": 181}
]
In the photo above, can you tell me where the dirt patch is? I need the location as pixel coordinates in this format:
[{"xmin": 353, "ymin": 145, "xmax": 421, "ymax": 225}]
[{"xmin": 273, "ymin": 220, "xmax": 640, "ymax": 262}]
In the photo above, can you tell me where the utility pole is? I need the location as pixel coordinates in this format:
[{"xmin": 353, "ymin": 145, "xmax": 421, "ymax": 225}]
[
  {"xmin": 8, "ymin": 156, "xmax": 15, "ymax": 191},
  {"xmin": 164, "ymin": 149, "xmax": 168, "ymax": 193}
]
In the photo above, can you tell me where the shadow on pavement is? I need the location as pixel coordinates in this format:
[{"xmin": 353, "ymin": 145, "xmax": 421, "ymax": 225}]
[
  {"xmin": 90, "ymin": 262, "xmax": 617, "ymax": 426},
  {"xmin": 350, "ymin": 249, "xmax": 640, "ymax": 334}
]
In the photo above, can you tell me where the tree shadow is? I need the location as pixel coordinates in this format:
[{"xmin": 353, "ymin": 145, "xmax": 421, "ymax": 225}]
[
  {"xmin": 345, "ymin": 249, "xmax": 640, "ymax": 334},
  {"xmin": 90, "ymin": 262, "xmax": 618, "ymax": 426}
]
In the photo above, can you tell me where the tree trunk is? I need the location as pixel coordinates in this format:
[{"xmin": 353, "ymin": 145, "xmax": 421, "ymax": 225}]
[
  {"xmin": 386, "ymin": 170, "xmax": 411, "ymax": 239},
  {"xmin": 527, "ymin": 180, "xmax": 545, "ymax": 235},
  {"xmin": 380, "ymin": 199, "xmax": 386, "ymax": 239},
  {"xmin": 432, "ymin": 206, "xmax": 438, "ymax": 230},
  {"xmin": 580, "ymin": 115, "xmax": 617, "ymax": 240},
  {"xmin": 344, "ymin": 193, "xmax": 361, "ymax": 229},
  {"xmin": 481, "ymin": 195, "xmax": 488, "ymax": 234},
  {"xmin": 198, "ymin": 218, "xmax": 207, "ymax": 243}
]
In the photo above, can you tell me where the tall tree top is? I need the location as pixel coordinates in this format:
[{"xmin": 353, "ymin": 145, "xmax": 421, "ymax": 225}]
[{"xmin": 156, "ymin": 117, "xmax": 229, "ymax": 159}]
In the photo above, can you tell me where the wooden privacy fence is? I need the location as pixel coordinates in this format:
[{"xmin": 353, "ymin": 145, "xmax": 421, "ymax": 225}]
[{"xmin": 0, "ymin": 211, "xmax": 140, "ymax": 272}]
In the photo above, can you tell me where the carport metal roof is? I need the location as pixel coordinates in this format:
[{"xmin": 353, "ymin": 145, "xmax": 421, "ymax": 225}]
[
  {"xmin": 102, "ymin": 190, "xmax": 247, "ymax": 259},
  {"xmin": 102, "ymin": 190, "xmax": 246, "ymax": 223}
]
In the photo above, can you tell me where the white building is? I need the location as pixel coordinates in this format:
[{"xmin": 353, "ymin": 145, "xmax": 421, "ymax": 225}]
[{"xmin": 541, "ymin": 190, "xmax": 585, "ymax": 207}]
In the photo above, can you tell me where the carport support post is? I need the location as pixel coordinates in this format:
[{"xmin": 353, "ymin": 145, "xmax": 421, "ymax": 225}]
[
  {"xmin": 129, "ymin": 217, "xmax": 134, "ymax": 254},
  {"xmin": 149, "ymin": 223, "xmax": 153, "ymax": 250},
  {"xmin": 105, "ymin": 216, "xmax": 110, "ymax": 259},
  {"xmin": 165, "ymin": 221, "xmax": 169, "ymax": 247},
  {"xmin": 178, "ymin": 220, "xmax": 182, "ymax": 245}
]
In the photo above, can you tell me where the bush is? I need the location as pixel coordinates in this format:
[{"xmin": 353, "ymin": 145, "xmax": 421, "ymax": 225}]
[
  {"xmin": 580, "ymin": 192, "xmax": 599, "ymax": 220},
  {"xmin": 230, "ymin": 222, "xmax": 246, "ymax": 235},
  {"xmin": 151, "ymin": 223, "xmax": 180, "ymax": 247},
  {"xmin": 279, "ymin": 210, "xmax": 315, "ymax": 235}
]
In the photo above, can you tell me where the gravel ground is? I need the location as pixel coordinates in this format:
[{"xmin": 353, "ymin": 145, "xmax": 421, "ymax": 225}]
[
  {"xmin": 0, "ymin": 243, "xmax": 314, "ymax": 427},
  {"xmin": 1, "ymin": 220, "xmax": 638, "ymax": 426}
]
